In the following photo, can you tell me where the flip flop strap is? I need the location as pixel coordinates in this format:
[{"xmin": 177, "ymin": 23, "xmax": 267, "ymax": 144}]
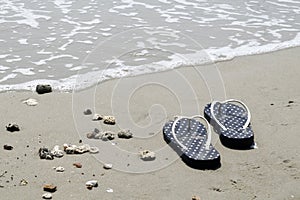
[
  {"xmin": 210, "ymin": 99, "xmax": 251, "ymax": 131},
  {"xmin": 171, "ymin": 115, "xmax": 212, "ymax": 150}
]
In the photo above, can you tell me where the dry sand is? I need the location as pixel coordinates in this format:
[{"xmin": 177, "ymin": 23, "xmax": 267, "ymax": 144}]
[{"xmin": 0, "ymin": 47, "xmax": 299, "ymax": 199}]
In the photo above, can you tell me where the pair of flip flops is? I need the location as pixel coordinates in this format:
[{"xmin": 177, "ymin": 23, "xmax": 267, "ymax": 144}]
[{"xmin": 163, "ymin": 99, "xmax": 255, "ymax": 169}]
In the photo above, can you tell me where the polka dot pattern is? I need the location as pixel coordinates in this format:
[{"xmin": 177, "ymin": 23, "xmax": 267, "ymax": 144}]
[
  {"xmin": 163, "ymin": 118, "xmax": 220, "ymax": 161},
  {"xmin": 204, "ymin": 102, "xmax": 254, "ymax": 139}
]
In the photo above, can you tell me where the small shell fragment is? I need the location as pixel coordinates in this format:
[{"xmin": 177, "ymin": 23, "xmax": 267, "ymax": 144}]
[
  {"xmin": 43, "ymin": 184, "xmax": 57, "ymax": 192},
  {"xmin": 22, "ymin": 98, "xmax": 38, "ymax": 106},
  {"xmin": 140, "ymin": 150, "xmax": 156, "ymax": 161},
  {"xmin": 42, "ymin": 193, "xmax": 52, "ymax": 199},
  {"xmin": 103, "ymin": 163, "xmax": 113, "ymax": 170},
  {"xmin": 86, "ymin": 180, "xmax": 98, "ymax": 189},
  {"xmin": 103, "ymin": 116, "xmax": 116, "ymax": 125},
  {"xmin": 101, "ymin": 131, "xmax": 115, "ymax": 141},
  {"xmin": 192, "ymin": 195, "xmax": 201, "ymax": 200},
  {"xmin": 39, "ymin": 148, "xmax": 54, "ymax": 160},
  {"xmin": 92, "ymin": 114, "xmax": 103, "ymax": 121},
  {"xmin": 19, "ymin": 179, "xmax": 28, "ymax": 186},
  {"xmin": 106, "ymin": 188, "xmax": 113, "ymax": 193},
  {"xmin": 51, "ymin": 145, "xmax": 64, "ymax": 158},
  {"xmin": 55, "ymin": 166, "xmax": 65, "ymax": 172}
]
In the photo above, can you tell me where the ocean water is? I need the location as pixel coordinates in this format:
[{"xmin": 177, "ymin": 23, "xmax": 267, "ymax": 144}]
[{"xmin": 0, "ymin": 0, "xmax": 300, "ymax": 91}]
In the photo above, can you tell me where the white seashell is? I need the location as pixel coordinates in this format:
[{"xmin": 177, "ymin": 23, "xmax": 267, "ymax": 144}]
[
  {"xmin": 92, "ymin": 114, "xmax": 103, "ymax": 121},
  {"xmin": 42, "ymin": 193, "xmax": 52, "ymax": 199},
  {"xmin": 86, "ymin": 180, "xmax": 98, "ymax": 187},
  {"xmin": 103, "ymin": 116, "xmax": 116, "ymax": 125},
  {"xmin": 118, "ymin": 129, "xmax": 133, "ymax": 139},
  {"xmin": 89, "ymin": 147, "xmax": 99, "ymax": 154},
  {"xmin": 140, "ymin": 150, "xmax": 156, "ymax": 161},
  {"xmin": 101, "ymin": 131, "xmax": 115, "ymax": 141},
  {"xmin": 55, "ymin": 166, "xmax": 65, "ymax": 172},
  {"xmin": 19, "ymin": 179, "xmax": 28, "ymax": 186},
  {"xmin": 22, "ymin": 98, "xmax": 38, "ymax": 106},
  {"xmin": 103, "ymin": 163, "xmax": 112, "ymax": 169},
  {"xmin": 106, "ymin": 188, "xmax": 113, "ymax": 193}
]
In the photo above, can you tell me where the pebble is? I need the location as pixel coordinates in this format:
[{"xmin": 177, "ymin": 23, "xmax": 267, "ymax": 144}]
[
  {"xmin": 83, "ymin": 109, "xmax": 92, "ymax": 115},
  {"xmin": 22, "ymin": 98, "xmax": 38, "ymax": 106},
  {"xmin": 86, "ymin": 180, "xmax": 98, "ymax": 190},
  {"xmin": 19, "ymin": 179, "xmax": 28, "ymax": 186},
  {"xmin": 92, "ymin": 114, "xmax": 103, "ymax": 120},
  {"xmin": 39, "ymin": 148, "xmax": 54, "ymax": 160},
  {"xmin": 55, "ymin": 166, "xmax": 65, "ymax": 172},
  {"xmin": 6, "ymin": 123, "xmax": 20, "ymax": 132},
  {"xmin": 118, "ymin": 130, "xmax": 133, "ymax": 139},
  {"xmin": 101, "ymin": 131, "xmax": 115, "ymax": 141},
  {"xmin": 103, "ymin": 163, "xmax": 113, "ymax": 170},
  {"xmin": 140, "ymin": 150, "xmax": 156, "ymax": 161},
  {"xmin": 42, "ymin": 193, "xmax": 52, "ymax": 199},
  {"xmin": 73, "ymin": 162, "xmax": 82, "ymax": 168},
  {"xmin": 103, "ymin": 116, "xmax": 116, "ymax": 125},
  {"xmin": 36, "ymin": 84, "xmax": 52, "ymax": 94},
  {"xmin": 3, "ymin": 144, "xmax": 13, "ymax": 150},
  {"xmin": 43, "ymin": 184, "xmax": 57, "ymax": 192},
  {"xmin": 192, "ymin": 196, "xmax": 201, "ymax": 200}
]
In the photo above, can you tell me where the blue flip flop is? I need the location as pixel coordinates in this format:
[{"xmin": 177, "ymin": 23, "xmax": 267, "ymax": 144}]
[
  {"xmin": 163, "ymin": 115, "xmax": 221, "ymax": 169},
  {"xmin": 204, "ymin": 99, "xmax": 255, "ymax": 150}
]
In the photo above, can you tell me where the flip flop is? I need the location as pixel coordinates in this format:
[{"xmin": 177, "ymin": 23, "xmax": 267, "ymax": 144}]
[
  {"xmin": 204, "ymin": 99, "xmax": 255, "ymax": 149},
  {"xmin": 163, "ymin": 115, "xmax": 221, "ymax": 169}
]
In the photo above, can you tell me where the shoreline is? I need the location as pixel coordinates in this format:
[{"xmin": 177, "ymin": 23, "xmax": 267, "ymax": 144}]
[{"xmin": 0, "ymin": 47, "xmax": 299, "ymax": 199}]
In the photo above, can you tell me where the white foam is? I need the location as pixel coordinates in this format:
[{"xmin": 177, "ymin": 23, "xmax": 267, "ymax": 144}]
[
  {"xmin": 18, "ymin": 39, "xmax": 28, "ymax": 45},
  {"xmin": 12, "ymin": 68, "xmax": 35, "ymax": 76}
]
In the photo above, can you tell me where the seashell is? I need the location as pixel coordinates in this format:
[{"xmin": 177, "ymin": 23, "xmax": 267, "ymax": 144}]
[
  {"xmin": 92, "ymin": 114, "xmax": 103, "ymax": 121},
  {"xmin": 6, "ymin": 123, "xmax": 20, "ymax": 132},
  {"xmin": 39, "ymin": 148, "xmax": 54, "ymax": 160},
  {"xmin": 43, "ymin": 184, "xmax": 57, "ymax": 192},
  {"xmin": 19, "ymin": 179, "xmax": 28, "ymax": 186},
  {"xmin": 192, "ymin": 195, "xmax": 201, "ymax": 200},
  {"xmin": 117, "ymin": 130, "xmax": 133, "ymax": 139},
  {"xmin": 75, "ymin": 144, "xmax": 90, "ymax": 154},
  {"xmin": 83, "ymin": 109, "xmax": 92, "ymax": 115},
  {"xmin": 106, "ymin": 188, "xmax": 113, "ymax": 193},
  {"xmin": 42, "ymin": 193, "xmax": 52, "ymax": 199},
  {"xmin": 94, "ymin": 133, "xmax": 102, "ymax": 139},
  {"xmin": 89, "ymin": 147, "xmax": 99, "ymax": 154},
  {"xmin": 140, "ymin": 150, "xmax": 156, "ymax": 161},
  {"xmin": 51, "ymin": 145, "xmax": 64, "ymax": 158},
  {"xmin": 36, "ymin": 84, "xmax": 52, "ymax": 94},
  {"xmin": 103, "ymin": 116, "xmax": 116, "ymax": 125},
  {"xmin": 73, "ymin": 162, "xmax": 82, "ymax": 168},
  {"xmin": 103, "ymin": 163, "xmax": 112, "ymax": 170},
  {"xmin": 63, "ymin": 143, "xmax": 70, "ymax": 150},
  {"xmin": 101, "ymin": 131, "xmax": 115, "ymax": 141},
  {"xmin": 3, "ymin": 144, "xmax": 13, "ymax": 150},
  {"xmin": 86, "ymin": 180, "xmax": 98, "ymax": 189},
  {"xmin": 55, "ymin": 166, "xmax": 65, "ymax": 172},
  {"xmin": 22, "ymin": 98, "xmax": 38, "ymax": 106}
]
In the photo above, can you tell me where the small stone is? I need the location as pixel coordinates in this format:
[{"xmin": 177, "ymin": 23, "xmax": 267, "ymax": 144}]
[
  {"xmin": 103, "ymin": 116, "xmax": 116, "ymax": 125},
  {"xmin": 83, "ymin": 109, "xmax": 92, "ymax": 115},
  {"xmin": 103, "ymin": 163, "xmax": 113, "ymax": 170},
  {"xmin": 86, "ymin": 180, "xmax": 98, "ymax": 189},
  {"xmin": 6, "ymin": 123, "xmax": 20, "ymax": 132},
  {"xmin": 118, "ymin": 130, "xmax": 133, "ymax": 139},
  {"xmin": 3, "ymin": 144, "xmax": 13, "ymax": 150},
  {"xmin": 92, "ymin": 114, "xmax": 103, "ymax": 121},
  {"xmin": 19, "ymin": 179, "xmax": 28, "ymax": 186},
  {"xmin": 101, "ymin": 131, "xmax": 115, "ymax": 141},
  {"xmin": 42, "ymin": 193, "xmax": 52, "ymax": 199},
  {"xmin": 39, "ymin": 148, "xmax": 54, "ymax": 160},
  {"xmin": 86, "ymin": 132, "xmax": 95, "ymax": 139},
  {"xmin": 288, "ymin": 100, "xmax": 294, "ymax": 104},
  {"xmin": 73, "ymin": 162, "xmax": 82, "ymax": 168},
  {"xmin": 55, "ymin": 166, "xmax": 65, "ymax": 172},
  {"xmin": 43, "ymin": 184, "xmax": 57, "ymax": 192},
  {"xmin": 140, "ymin": 150, "xmax": 156, "ymax": 161},
  {"xmin": 22, "ymin": 98, "xmax": 38, "ymax": 106},
  {"xmin": 192, "ymin": 195, "xmax": 200, "ymax": 200},
  {"xmin": 36, "ymin": 84, "xmax": 52, "ymax": 94}
]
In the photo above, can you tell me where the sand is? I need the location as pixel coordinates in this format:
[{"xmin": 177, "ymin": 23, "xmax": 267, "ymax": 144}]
[{"xmin": 0, "ymin": 47, "xmax": 299, "ymax": 200}]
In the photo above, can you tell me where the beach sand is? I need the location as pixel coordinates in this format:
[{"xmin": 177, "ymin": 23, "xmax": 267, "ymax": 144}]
[{"xmin": 0, "ymin": 47, "xmax": 299, "ymax": 200}]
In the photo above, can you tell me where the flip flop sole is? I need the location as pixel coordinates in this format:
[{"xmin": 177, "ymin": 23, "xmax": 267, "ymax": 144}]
[
  {"xmin": 163, "ymin": 118, "xmax": 221, "ymax": 169},
  {"xmin": 204, "ymin": 103, "xmax": 254, "ymax": 150}
]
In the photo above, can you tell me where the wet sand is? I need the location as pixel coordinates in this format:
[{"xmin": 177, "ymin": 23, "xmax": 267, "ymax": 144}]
[{"xmin": 0, "ymin": 47, "xmax": 299, "ymax": 199}]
